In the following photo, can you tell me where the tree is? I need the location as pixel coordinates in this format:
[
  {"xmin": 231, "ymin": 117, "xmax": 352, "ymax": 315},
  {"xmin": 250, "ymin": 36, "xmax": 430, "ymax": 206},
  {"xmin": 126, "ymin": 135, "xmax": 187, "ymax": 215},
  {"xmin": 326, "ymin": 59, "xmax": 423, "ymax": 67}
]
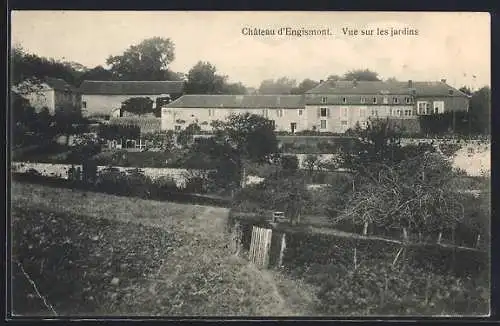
[
  {"xmin": 222, "ymin": 82, "xmax": 247, "ymax": 95},
  {"xmin": 121, "ymin": 97, "xmax": 154, "ymax": 116},
  {"xmin": 342, "ymin": 69, "xmax": 381, "ymax": 81},
  {"xmin": 386, "ymin": 77, "xmax": 398, "ymax": 82},
  {"xmin": 258, "ymin": 77, "xmax": 297, "ymax": 94},
  {"xmin": 291, "ymin": 79, "xmax": 320, "ymax": 94},
  {"xmin": 469, "ymin": 86, "xmax": 491, "ymax": 134},
  {"xmin": 106, "ymin": 37, "xmax": 176, "ymax": 81},
  {"xmin": 177, "ymin": 123, "xmax": 201, "ymax": 147},
  {"xmin": 211, "ymin": 113, "xmax": 279, "ymax": 189},
  {"xmin": 77, "ymin": 66, "xmax": 114, "ymax": 84},
  {"xmin": 327, "ymin": 74, "xmax": 341, "ymax": 81},
  {"xmin": 11, "ymin": 46, "xmax": 84, "ymax": 87},
  {"xmin": 185, "ymin": 61, "xmax": 227, "ymax": 94}
]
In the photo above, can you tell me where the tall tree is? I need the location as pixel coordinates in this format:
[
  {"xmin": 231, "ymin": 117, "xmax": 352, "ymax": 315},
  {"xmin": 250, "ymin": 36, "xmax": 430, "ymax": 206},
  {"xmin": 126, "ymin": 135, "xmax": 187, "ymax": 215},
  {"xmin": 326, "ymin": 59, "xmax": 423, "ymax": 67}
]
[
  {"xmin": 291, "ymin": 78, "xmax": 320, "ymax": 94},
  {"xmin": 258, "ymin": 77, "xmax": 297, "ymax": 94},
  {"xmin": 469, "ymin": 86, "xmax": 491, "ymax": 134},
  {"xmin": 342, "ymin": 69, "xmax": 381, "ymax": 81},
  {"xmin": 211, "ymin": 113, "xmax": 279, "ymax": 188},
  {"xmin": 222, "ymin": 82, "xmax": 247, "ymax": 95},
  {"xmin": 11, "ymin": 46, "xmax": 83, "ymax": 88},
  {"xmin": 77, "ymin": 66, "xmax": 114, "ymax": 85},
  {"xmin": 106, "ymin": 37, "xmax": 176, "ymax": 81},
  {"xmin": 185, "ymin": 61, "xmax": 227, "ymax": 94}
]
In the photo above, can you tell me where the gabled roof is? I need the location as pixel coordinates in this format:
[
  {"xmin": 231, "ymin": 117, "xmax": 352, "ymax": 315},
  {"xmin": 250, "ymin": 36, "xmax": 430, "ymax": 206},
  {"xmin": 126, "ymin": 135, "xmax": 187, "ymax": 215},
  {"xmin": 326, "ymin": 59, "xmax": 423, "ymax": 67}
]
[
  {"xmin": 165, "ymin": 95, "xmax": 304, "ymax": 108},
  {"xmin": 44, "ymin": 77, "xmax": 76, "ymax": 92},
  {"xmin": 79, "ymin": 80, "xmax": 185, "ymax": 95},
  {"xmin": 306, "ymin": 80, "xmax": 470, "ymax": 97}
]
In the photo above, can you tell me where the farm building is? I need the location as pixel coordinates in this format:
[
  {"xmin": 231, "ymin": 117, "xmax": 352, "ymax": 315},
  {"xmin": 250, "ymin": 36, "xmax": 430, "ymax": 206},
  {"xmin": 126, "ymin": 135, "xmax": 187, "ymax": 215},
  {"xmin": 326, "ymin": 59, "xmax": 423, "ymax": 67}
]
[
  {"xmin": 79, "ymin": 80, "xmax": 185, "ymax": 118},
  {"xmin": 14, "ymin": 77, "xmax": 81, "ymax": 116},
  {"xmin": 161, "ymin": 80, "xmax": 470, "ymax": 134}
]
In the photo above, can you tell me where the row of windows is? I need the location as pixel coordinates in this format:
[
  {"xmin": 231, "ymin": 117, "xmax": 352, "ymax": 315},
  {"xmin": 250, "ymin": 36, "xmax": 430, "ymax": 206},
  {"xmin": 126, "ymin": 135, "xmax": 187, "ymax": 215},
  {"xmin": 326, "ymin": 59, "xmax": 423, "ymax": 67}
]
[
  {"xmin": 321, "ymin": 96, "xmax": 413, "ymax": 105},
  {"xmin": 168, "ymin": 102, "xmax": 445, "ymax": 119}
]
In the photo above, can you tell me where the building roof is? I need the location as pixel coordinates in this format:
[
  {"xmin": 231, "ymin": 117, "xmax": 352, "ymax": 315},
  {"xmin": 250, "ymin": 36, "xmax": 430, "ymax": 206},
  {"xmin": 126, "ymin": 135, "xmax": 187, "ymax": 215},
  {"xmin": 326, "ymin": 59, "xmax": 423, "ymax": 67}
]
[
  {"xmin": 165, "ymin": 95, "xmax": 305, "ymax": 108},
  {"xmin": 44, "ymin": 77, "xmax": 76, "ymax": 92},
  {"xmin": 79, "ymin": 80, "xmax": 185, "ymax": 95},
  {"xmin": 306, "ymin": 80, "xmax": 470, "ymax": 97}
]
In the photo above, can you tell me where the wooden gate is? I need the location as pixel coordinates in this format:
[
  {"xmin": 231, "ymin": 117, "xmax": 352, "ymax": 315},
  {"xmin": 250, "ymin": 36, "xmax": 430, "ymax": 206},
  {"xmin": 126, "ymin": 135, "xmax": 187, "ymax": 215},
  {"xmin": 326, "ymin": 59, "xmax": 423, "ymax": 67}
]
[{"xmin": 249, "ymin": 226, "xmax": 273, "ymax": 268}]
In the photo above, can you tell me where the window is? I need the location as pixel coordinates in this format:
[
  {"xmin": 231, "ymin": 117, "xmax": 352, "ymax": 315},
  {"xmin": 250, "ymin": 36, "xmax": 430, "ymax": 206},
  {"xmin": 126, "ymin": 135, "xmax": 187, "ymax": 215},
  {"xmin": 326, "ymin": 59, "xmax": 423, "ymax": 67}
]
[
  {"xmin": 371, "ymin": 109, "xmax": 378, "ymax": 117},
  {"xmin": 208, "ymin": 109, "xmax": 215, "ymax": 116},
  {"xmin": 361, "ymin": 97, "xmax": 366, "ymax": 104},
  {"xmin": 174, "ymin": 125, "xmax": 181, "ymax": 131},
  {"xmin": 298, "ymin": 109, "xmax": 303, "ymax": 116},
  {"xmin": 277, "ymin": 109, "xmax": 283, "ymax": 117},
  {"xmin": 426, "ymin": 103, "xmax": 431, "ymax": 115},
  {"xmin": 262, "ymin": 109, "xmax": 268, "ymax": 117},
  {"xmin": 406, "ymin": 109, "xmax": 412, "ymax": 116},
  {"xmin": 433, "ymin": 101, "xmax": 445, "ymax": 114},
  {"xmin": 341, "ymin": 121, "xmax": 348, "ymax": 126},
  {"xmin": 270, "ymin": 120, "xmax": 276, "ymax": 129},
  {"xmin": 342, "ymin": 107, "xmax": 348, "ymax": 117},
  {"xmin": 321, "ymin": 97, "xmax": 327, "ymax": 104},
  {"xmin": 405, "ymin": 97, "xmax": 411, "ymax": 104},
  {"xmin": 342, "ymin": 97, "xmax": 347, "ymax": 104},
  {"xmin": 383, "ymin": 96, "xmax": 388, "ymax": 104},
  {"xmin": 320, "ymin": 108, "xmax": 328, "ymax": 117},
  {"xmin": 417, "ymin": 101, "xmax": 428, "ymax": 115},
  {"xmin": 373, "ymin": 97, "xmax": 377, "ymax": 104},
  {"xmin": 82, "ymin": 101, "xmax": 87, "ymax": 108},
  {"xmin": 320, "ymin": 120, "xmax": 327, "ymax": 129},
  {"xmin": 393, "ymin": 97, "xmax": 399, "ymax": 104},
  {"xmin": 397, "ymin": 109, "xmax": 402, "ymax": 116}
]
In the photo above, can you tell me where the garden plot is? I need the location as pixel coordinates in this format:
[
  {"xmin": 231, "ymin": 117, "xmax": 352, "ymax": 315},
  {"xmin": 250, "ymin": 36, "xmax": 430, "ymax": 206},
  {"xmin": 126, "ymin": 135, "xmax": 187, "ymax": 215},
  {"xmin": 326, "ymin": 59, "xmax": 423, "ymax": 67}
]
[{"xmin": 11, "ymin": 182, "xmax": 318, "ymax": 316}]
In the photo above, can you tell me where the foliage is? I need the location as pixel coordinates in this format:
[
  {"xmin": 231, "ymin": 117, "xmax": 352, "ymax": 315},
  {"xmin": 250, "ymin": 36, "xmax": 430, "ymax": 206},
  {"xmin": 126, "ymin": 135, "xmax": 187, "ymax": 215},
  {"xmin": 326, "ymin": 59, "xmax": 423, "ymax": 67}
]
[
  {"xmin": 280, "ymin": 155, "xmax": 299, "ymax": 172},
  {"xmin": 11, "ymin": 46, "xmax": 84, "ymax": 87},
  {"xmin": 176, "ymin": 123, "xmax": 201, "ymax": 147},
  {"xmin": 418, "ymin": 111, "xmax": 470, "ymax": 135},
  {"xmin": 211, "ymin": 113, "xmax": 279, "ymax": 164},
  {"xmin": 469, "ymin": 86, "xmax": 491, "ymax": 134},
  {"xmin": 95, "ymin": 167, "xmax": 151, "ymax": 198},
  {"xmin": 258, "ymin": 77, "xmax": 297, "ymax": 95},
  {"xmin": 121, "ymin": 97, "xmax": 154, "ymax": 116},
  {"xmin": 342, "ymin": 69, "xmax": 381, "ymax": 81},
  {"xmin": 233, "ymin": 172, "xmax": 310, "ymax": 224},
  {"xmin": 98, "ymin": 124, "xmax": 140, "ymax": 142},
  {"xmin": 310, "ymin": 260, "xmax": 489, "ymax": 316},
  {"xmin": 290, "ymin": 79, "xmax": 320, "ymax": 94},
  {"xmin": 106, "ymin": 37, "xmax": 178, "ymax": 81},
  {"xmin": 185, "ymin": 61, "xmax": 227, "ymax": 94},
  {"xmin": 329, "ymin": 153, "xmax": 477, "ymax": 243}
]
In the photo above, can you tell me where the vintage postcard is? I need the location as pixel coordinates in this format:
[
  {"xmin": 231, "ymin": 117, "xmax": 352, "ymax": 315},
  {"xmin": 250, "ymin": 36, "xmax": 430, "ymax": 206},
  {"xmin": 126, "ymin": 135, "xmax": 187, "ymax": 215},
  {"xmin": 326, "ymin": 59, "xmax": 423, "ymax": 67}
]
[{"xmin": 9, "ymin": 11, "xmax": 491, "ymax": 318}]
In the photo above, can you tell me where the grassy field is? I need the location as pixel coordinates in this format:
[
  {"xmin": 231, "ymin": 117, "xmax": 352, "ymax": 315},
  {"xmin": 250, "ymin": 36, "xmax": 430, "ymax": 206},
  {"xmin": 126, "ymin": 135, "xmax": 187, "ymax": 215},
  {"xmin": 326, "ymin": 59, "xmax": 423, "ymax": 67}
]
[{"xmin": 10, "ymin": 182, "xmax": 320, "ymax": 317}]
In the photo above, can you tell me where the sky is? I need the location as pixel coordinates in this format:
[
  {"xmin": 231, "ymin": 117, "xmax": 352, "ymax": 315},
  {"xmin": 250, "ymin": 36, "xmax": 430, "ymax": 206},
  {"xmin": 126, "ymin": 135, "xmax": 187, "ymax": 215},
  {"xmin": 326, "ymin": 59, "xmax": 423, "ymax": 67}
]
[{"xmin": 11, "ymin": 11, "xmax": 491, "ymax": 90}]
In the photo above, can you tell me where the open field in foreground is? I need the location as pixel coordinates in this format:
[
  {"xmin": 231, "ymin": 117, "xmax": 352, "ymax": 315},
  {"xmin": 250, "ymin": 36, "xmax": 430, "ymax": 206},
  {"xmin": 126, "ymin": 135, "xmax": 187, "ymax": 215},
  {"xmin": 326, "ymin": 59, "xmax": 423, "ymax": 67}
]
[{"xmin": 11, "ymin": 182, "xmax": 320, "ymax": 317}]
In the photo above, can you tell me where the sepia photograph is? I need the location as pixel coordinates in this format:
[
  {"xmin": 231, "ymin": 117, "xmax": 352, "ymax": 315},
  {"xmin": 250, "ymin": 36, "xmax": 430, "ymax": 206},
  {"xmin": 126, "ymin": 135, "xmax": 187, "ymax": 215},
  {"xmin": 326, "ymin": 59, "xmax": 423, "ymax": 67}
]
[{"xmin": 8, "ymin": 11, "xmax": 491, "ymax": 318}]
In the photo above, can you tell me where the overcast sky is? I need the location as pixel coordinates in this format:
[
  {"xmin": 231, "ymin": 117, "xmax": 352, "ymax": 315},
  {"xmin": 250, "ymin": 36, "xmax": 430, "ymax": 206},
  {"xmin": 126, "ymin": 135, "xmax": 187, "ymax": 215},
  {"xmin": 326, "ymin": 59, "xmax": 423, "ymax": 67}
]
[{"xmin": 11, "ymin": 11, "xmax": 490, "ymax": 90}]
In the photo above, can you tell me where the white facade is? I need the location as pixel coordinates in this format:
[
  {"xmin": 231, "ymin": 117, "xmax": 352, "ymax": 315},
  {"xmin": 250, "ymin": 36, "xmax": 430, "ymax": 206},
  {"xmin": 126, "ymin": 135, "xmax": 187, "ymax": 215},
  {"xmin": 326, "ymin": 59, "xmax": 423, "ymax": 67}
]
[
  {"xmin": 81, "ymin": 94, "xmax": 169, "ymax": 118},
  {"xmin": 161, "ymin": 107, "xmax": 307, "ymax": 133}
]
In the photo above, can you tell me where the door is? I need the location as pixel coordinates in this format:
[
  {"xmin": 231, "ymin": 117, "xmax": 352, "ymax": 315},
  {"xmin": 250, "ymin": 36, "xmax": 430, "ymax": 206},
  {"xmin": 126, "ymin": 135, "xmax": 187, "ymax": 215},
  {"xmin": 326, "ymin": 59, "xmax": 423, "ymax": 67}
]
[{"xmin": 290, "ymin": 122, "xmax": 297, "ymax": 134}]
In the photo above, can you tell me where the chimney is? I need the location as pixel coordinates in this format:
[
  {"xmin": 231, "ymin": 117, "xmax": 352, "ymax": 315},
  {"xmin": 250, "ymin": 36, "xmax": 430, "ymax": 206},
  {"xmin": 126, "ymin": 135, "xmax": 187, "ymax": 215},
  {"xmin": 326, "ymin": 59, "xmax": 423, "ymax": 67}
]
[
  {"xmin": 441, "ymin": 79, "xmax": 447, "ymax": 84},
  {"xmin": 408, "ymin": 80, "xmax": 413, "ymax": 88}
]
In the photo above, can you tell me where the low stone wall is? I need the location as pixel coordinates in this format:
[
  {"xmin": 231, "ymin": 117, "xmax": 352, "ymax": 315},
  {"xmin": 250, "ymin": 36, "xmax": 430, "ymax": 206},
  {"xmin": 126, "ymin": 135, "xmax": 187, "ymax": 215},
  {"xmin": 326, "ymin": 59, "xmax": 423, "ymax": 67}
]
[{"xmin": 11, "ymin": 162, "xmax": 204, "ymax": 188}]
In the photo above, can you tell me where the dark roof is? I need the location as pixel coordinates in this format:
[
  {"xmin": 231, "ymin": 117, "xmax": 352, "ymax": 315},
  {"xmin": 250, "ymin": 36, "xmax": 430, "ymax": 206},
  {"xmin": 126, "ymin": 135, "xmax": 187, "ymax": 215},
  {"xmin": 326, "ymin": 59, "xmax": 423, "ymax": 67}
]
[
  {"xmin": 44, "ymin": 77, "xmax": 76, "ymax": 92},
  {"xmin": 306, "ymin": 80, "xmax": 470, "ymax": 97},
  {"xmin": 79, "ymin": 80, "xmax": 185, "ymax": 95},
  {"xmin": 165, "ymin": 95, "xmax": 304, "ymax": 108}
]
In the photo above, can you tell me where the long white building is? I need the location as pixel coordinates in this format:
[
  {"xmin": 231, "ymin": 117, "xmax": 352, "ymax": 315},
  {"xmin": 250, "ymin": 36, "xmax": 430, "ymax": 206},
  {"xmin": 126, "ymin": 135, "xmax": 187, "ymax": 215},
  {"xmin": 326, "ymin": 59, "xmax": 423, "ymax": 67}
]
[{"xmin": 160, "ymin": 80, "xmax": 470, "ymax": 134}]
